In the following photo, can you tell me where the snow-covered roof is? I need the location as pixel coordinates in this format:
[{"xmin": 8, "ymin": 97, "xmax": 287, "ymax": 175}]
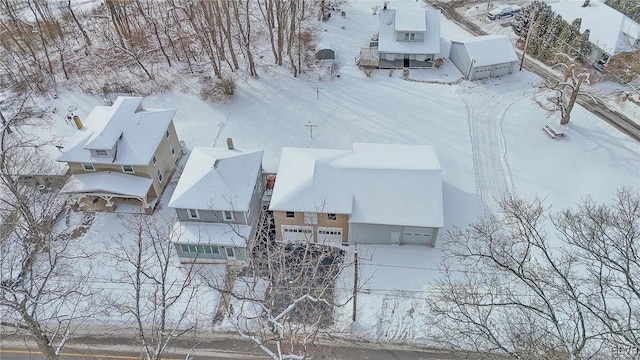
[
  {"xmin": 57, "ymin": 97, "xmax": 176, "ymax": 165},
  {"xmin": 550, "ymin": 0, "xmax": 640, "ymax": 56},
  {"xmin": 172, "ymin": 221, "xmax": 250, "ymax": 247},
  {"xmin": 378, "ymin": 8, "xmax": 441, "ymax": 54},
  {"xmin": 269, "ymin": 143, "xmax": 443, "ymax": 228},
  {"xmin": 60, "ymin": 172, "xmax": 152, "ymax": 198},
  {"xmin": 168, "ymin": 147, "xmax": 264, "ymax": 211},
  {"xmin": 395, "ymin": 9, "xmax": 426, "ymax": 32},
  {"xmin": 453, "ymin": 35, "xmax": 518, "ymax": 67}
]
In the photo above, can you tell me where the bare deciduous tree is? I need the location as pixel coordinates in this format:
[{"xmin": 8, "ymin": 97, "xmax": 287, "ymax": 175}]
[
  {"xmin": 0, "ymin": 94, "xmax": 100, "ymax": 360},
  {"xmin": 534, "ymin": 53, "xmax": 595, "ymax": 125},
  {"xmin": 108, "ymin": 214, "xmax": 203, "ymax": 360},
  {"xmin": 429, "ymin": 189, "xmax": 640, "ymax": 359},
  {"xmin": 199, "ymin": 210, "xmax": 356, "ymax": 360}
]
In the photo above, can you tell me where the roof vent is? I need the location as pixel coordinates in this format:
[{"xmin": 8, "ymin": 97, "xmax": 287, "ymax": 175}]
[{"xmin": 226, "ymin": 138, "xmax": 234, "ymax": 150}]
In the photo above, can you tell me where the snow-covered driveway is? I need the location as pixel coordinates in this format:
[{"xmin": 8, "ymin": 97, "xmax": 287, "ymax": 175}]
[{"xmin": 458, "ymin": 78, "xmax": 532, "ymax": 211}]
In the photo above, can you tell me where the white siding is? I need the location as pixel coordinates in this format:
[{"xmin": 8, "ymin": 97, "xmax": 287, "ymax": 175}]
[
  {"xmin": 349, "ymin": 223, "xmax": 402, "ymax": 245},
  {"xmin": 448, "ymin": 42, "xmax": 471, "ymax": 76}
]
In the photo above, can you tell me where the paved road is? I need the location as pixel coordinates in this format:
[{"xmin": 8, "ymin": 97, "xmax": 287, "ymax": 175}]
[
  {"xmin": 0, "ymin": 333, "xmax": 489, "ymax": 360},
  {"xmin": 425, "ymin": 0, "xmax": 640, "ymax": 142}
]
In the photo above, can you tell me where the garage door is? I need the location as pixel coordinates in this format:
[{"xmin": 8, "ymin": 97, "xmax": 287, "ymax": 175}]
[
  {"xmin": 317, "ymin": 227, "xmax": 343, "ymax": 243},
  {"xmin": 474, "ymin": 66, "xmax": 492, "ymax": 79},
  {"xmin": 401, "ymin": 227, "xmax": 435, "ymax": 245},
  {"xmin": 492, "ymin": 63, "xmax": 512, "ymax": 77},
  {"xmin": 282, "ymin": 225, "xmax": 313, "ymax": 241}
]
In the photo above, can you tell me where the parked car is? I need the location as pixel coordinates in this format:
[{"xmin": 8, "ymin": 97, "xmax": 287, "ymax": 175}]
[{"xmin": 487, "ymin": 5, "xmax": 521, "ymax": 20}]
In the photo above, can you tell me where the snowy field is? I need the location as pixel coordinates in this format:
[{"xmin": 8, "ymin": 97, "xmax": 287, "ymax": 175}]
[{"xmin": 20, "ymin": 0, "xmax": 640, "ymax": 343}]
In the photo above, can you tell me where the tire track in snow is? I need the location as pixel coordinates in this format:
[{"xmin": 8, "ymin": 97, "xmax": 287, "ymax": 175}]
[{"xmin": 463, "ymin": 88, "xmax": 529, "ymax": 211}]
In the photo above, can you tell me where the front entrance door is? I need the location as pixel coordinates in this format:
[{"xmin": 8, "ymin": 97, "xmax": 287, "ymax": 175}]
[{"xmin": 403, "ymin": 54, "xmax": 410, "ymax": 67}]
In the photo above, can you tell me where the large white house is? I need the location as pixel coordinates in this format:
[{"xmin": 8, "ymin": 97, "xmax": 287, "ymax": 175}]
[
  {"xmin": 377, "ymin": 7, "xmax": 442, "ymax": 68},
  {"xmin": 550, "ymin": 0, "xmax": 640, "ymax": 63},
  {"xmin": 449, "ymin": 35, "xmax": 519, "ymax": 80},
  {"xmin": 269, "ymin": 143, "xmax": 443, "ymax": 246}
]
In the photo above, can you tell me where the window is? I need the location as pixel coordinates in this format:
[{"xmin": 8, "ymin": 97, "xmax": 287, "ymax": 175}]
[
  {"xmin": 157, "ymin": 169, "xmax": 164, "ymax": 183},
  {"xmin": 122, "ymin": 165, "xmax": 134, "ymax": 174},
  {"xmin": 327, "ymin": 213, "xmax": 337, "ymax": 221},
  {"xmin": 286, "ymin": 211, "xmax": 295, "ymax": 218},
  {"xmin": 188, "ymin": 208, "xmax": 199, "ymax": 219},
  {"xmin": 82, "ymin": 163, "xmax": 95, "ymax": 171},
  {"xmin": 166, "ymin": 130, "xmax": 170, "ymax": 138},
  {"xmin": 152, "ymin": 156, "xmax": 157, "ymax": 165},
  {"xmin": 95, "ymin": 150, "xmax": 108, "ymax": 157},
  {"xmin": 223, "ymin": 210, "xmax": 234, "ymax": 222},
  {"xmin": 179, "ymin": 244, "xmax": 220, "ymax": 254},
  {"xmin": 226, "ymin": 247, "xmax": 235, "ymax": 257},
  {"xmin": 403, "ymin": 32, "xmax": 415, "ymax": 41},
  {"xmin": 170, "ymin": 143, "xmax": 176, "ymax": 156}
]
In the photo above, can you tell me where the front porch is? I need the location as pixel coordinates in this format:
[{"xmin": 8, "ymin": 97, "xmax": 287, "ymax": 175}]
[
  {"xmin": 378, "ymin": 59, "xmax": 436, "ymax": 69},
  {"xmin": 61, "ymin": 171, "xmax": 157, "ymax": 214},
  {"xmin": 71, "ymin": 195, "xmax": 156, "ymax": 214}
]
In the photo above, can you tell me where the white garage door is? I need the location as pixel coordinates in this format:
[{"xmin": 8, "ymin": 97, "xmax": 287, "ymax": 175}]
[
  {"xmin": 474, "ymin": 66, "xmax": 492, "ymax": 79},
  {"xmin": 317, "ymin": 227, "xmax": 343, "ymax": 243},
  {"xmin": 492, "ymin": 63, "xmax": 512, "ymax": 77},
  {"xmin": 401, "ymin": 227, "xmax": 435, "ymax": 245},
  {"xmin": 282, "ymin": 225, "xmax": 313, "ymax": 241}
]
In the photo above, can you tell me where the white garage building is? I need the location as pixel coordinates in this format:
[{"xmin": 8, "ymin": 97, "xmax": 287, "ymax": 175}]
[
  {"xmin": 269, "ymin": 143, "xmax": 444, "ymax": 247},
  {"xmin": 449, "ymin": 35, "xmax": 519, "ymax": 80}
]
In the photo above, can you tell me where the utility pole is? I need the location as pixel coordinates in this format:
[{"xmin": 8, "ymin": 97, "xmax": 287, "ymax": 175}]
[
  {"xmin": 304, "ymin": 121, "xmax": 318, "ymax": 140},
  {"xmin": 313, "ymin": 87, "xmax": 323, "ymax": 100},
  {"xmin": 352, "ymin": 247, "xmax": 358, "ymax": 322},
  {"xmin": 520, "ymin": 10, "xmax": 538, "ymax": 71}
]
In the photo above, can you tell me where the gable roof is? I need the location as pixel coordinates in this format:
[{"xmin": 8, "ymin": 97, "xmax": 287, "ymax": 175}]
[
  {"xmin": 269, "ymin": 143, "xmax": 443, "ymax": 228},
  {"xmin": 378, "ymin": 8, "xmax": 441, "ymax": 54},
  {"xmin": 57, "ymin": 97, "xmax": 176, "ymax": 165},
  {"xmin": 395, "ymin": 9, "xmax": 427, "ymax": 32},
  {"xmin": 550, "ymin": 0, "xmax": 640, "ymax": 56},
  {"xmin": 168, "ymin": 147, "xmax": 264, "ymax": 211},
  {"xmin": 452, "ymin": 35, "xmax": 518, "ymax": 67}
]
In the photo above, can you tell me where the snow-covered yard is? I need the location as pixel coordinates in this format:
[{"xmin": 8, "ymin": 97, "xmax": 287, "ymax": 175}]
[{"xmin": 18, "ymin": 0, "xmax": 640, "ymax": 344}]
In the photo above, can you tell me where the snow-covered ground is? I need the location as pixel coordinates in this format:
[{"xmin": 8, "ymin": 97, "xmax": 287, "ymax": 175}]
[{"xmin": 17, "ymin": 0, "xmax": 640, "ymax": 344}]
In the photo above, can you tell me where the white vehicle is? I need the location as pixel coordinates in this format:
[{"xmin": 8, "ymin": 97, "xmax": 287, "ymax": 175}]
[{"xmin": 487, "ymin": 5, "xmax": 521, "ymax": 20}]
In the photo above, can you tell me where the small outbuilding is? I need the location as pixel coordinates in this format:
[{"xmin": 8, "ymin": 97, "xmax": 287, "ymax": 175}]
[
  {"xmin": 449, "ymin": 35, "xmax": 519, "ymax": 80},
  {"xmin": 315, "ymin": 48, "xmax": 335, "ymax": 60}
]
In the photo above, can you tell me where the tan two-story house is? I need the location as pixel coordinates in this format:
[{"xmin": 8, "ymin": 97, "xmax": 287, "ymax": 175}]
[{"xmin": 57, "ymin": 97, "xmax": 181, "ymax": 213}]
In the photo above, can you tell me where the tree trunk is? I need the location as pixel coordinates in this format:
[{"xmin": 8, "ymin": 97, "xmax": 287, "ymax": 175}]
[
  {"xmin": 66, "ymin": 0, "xmax": 91, "ymax": 54},
  {"xmin": 560, "ymin": 77, "xmax": 584, "ymax": 125}
]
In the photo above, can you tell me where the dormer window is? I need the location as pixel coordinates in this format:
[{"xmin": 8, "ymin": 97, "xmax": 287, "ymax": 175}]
[
  {"xmin": 403, "ymin": 32, "xmax": 416, "ymax": 41},
  {"xmin": 95, "ymin": 150, "xmax": 108, "ymax": 157},
  {"xmin": 82, "ymin": 163, "xmax": 95, "ymax": 171}
]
